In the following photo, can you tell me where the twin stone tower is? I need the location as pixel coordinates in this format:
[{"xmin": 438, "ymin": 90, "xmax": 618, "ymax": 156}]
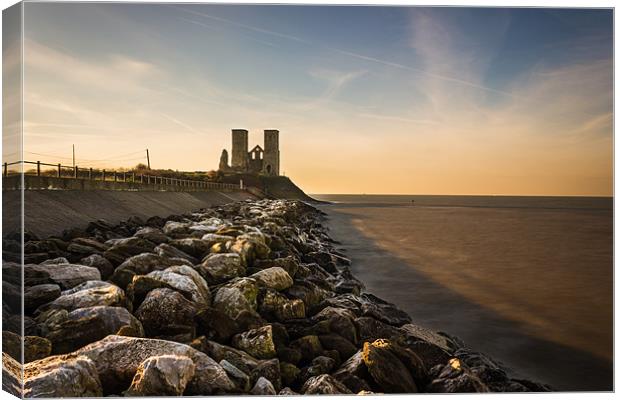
[{"xmin": 219, "ymin": 129, "xmax": 280, "ymax": 176}]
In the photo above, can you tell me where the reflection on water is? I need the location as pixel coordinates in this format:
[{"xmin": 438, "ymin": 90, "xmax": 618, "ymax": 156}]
[{"xmin": 316, "ymin": 195, "xmax": 613, "ymax": 391}]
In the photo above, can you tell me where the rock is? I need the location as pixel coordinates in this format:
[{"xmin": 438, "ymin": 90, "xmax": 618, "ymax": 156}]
[
  {"xmin": 314, "ymin": 307, "xmax": 358, "ymax": 344},
  {"xmin": 25, "ymin": 263, "xmax": 101, "ymax": 290},
  {"xmin": 301, "ymin": 374, "xmax": 352, "ymax": 394},
  {"xmin": 110, "ymin": 253, "xmax": 180, "ymax": 289},
  {"xmin": 331, "ymin": 267, "xmax": 364, "ymax": 295},
  {"xmin": 332, "ymin": 351, "xmax": 373, "ymax": 393},
  {"xmin": 24, "ymin": 336, "xmax": 52, "ymax": 363},
  {"xmin": 360, "ymin": 294, "xmax": 411, "ymax": 326},
  {"xmin": 134, "ymin": 227, "xmax": 169, "ymax": 245},
  {"xmin": 195, "ymin": 307, "xmax": 241, "ymax": 343},
  {"xmin": 169, "ymin": 238, "xmax": 212, "ymax": 259},
  {"xmin": 250, "ymin": 376, "xmax": 276, "ymax": 395},
  {"xmin": 318, "ymin": 334, "xmax": 357, "ymax": 360},
  {"xmin": 255, "ymin": 256, "xmax": 299, "ymax": 279},
  {"xmin": 213, "ymin": 277, "xmax": 259, "ymax": 320},
  {"xmin": 230, "ymin": 236, "xmax": 270, "ymax": 267},
  {"xmin": 232, "ymin": 325, "xmax": 277, "ymax": 359},
  {"xmin": 258, "ymin": 289, "xmax": 305, "ymax": 321},
  {"xmin": 362, "ymin": 339, "xmax": 418, "ymax": 393},
  {"xmin": 135, "ymin": 288, "xmax": 200, "ymax": 340},
  {"xmin": 146, "ymin": 265, "xmax": 211, "ymax": 306},
  {"xmin": 2, "ymin": 281, "xmax": 21, "ymax": 313},
  {"xmin": 43, "ymin": 306, "xmax": 144, "ymax": 354},
  {"xmin": 290, "ymin": 335, "xmax": 323, "ymax": 363},
  {"xmin": 125, "ymin": 355, "xmax": 195, "ymax": 396},
  {"xmin": 250, "ymin": 358, "xmax": 281, "ymax": 392},
  {"xmin": 251, "ymin": 267, "xmax": 294, "ymax": 291},
  {"xmin": 286, "ymin": 281, "xmax": 330, "ymax": 311},
  {"xmin": 302, "ymin": 251, "xmax": 337, "ymax": 273},
  {"xmin": 300, "ymin": 356, "xmax": 336, "ymax": 383},
  {"xmin": 24, "ymin": 354, "xmax": 103, "ymax": 397},
  {"xmin": 220, "ymin": 359, "xmax": 251, "ymax": 392},
  {"xmin": 76, "ymin": 335, "xmax": 234, "ymax": 395},
  {"xmin": 80, "ymin": 254, "xmax": 115, "ymax": 280},
  {"xmin": 2, "ymin": 352, "xmax": 22, "ymax": 397},
  {"xmin": 103, "ymin": 237, "xmax": 156, "ymax": 266},
  {"xmin": 162, "ymin": 221, "xmax": 191, "ymax": 237},
  {"xmin": 279, "ymin": 362, "xmax": 300, "ymax": 388},
  {"xmin": 279, "ymin": 387, "xmax": 299, "ymax": 395},
  {"xmin": 25, "ymin": 284, "xmax": 61, "ymax": 313},
  {"xmin": 2, "ymin": 331, "xmax": 21, "ymax": 361},
  {"xmin": 194, "ymin": 338, "xmax": 259, "ymax": 374},
  {"xmin": 40, "ymin": 256, "xmax": 69, "ymax": 265},
  {"xmin": 40, "ymin": 281, "xmax": 129, "ymax": 313},
  {"xmin": 154, "ymin": 243, "xmax": 199, "ymax": 264},
  {"xmin": 356, "ymin": 316, "xmax": 401, "ymax": 343},
  {"xmin": 201, "ymin": 233, "xmax": 235, "ymax": 248},
  {"xmin": 199, "ymin": 253, "xmax": 245, "ymax": 284},
  {"xmin": 426, "ymin": 358, "xmax": 490, "ymax": 393}
]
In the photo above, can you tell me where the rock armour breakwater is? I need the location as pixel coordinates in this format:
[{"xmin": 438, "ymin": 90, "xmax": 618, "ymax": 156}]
[{"xmin": 2, "ymin": 200, "xmax": 551, "ymax": 396}]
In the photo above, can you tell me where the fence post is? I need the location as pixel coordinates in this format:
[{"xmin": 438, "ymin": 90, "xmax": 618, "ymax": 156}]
[
  {"xmin": 56, "ymin": 164, "xmax": 61, "ymax": 178},
  {"xmin": 3, "ymin": 163, "xmax": 7, "ymax": 177},
  {"xmin": 132, "ymin": 172, "xmax": 135, "ymax": 182},
  {"xmin": 113, "ymin": 172, "xmax": 117, "ymax": 182},
  {"xmin": 36, "ymin": 161, "xmax": 41, "ymax": 176},
  {"xmin": 102, "ymin": 169, "xmax": 106, "ymax": 181},
  {"xmin": 74, "ymin": 166, "xmax": 78, "ymax": 178},
  {"xmin": 123, "ymin": 172, "xmax": 126, "ymax": 182},
  {"xmin": 89, "ymin": 168, "xmax": 92, "ymax": 180}
]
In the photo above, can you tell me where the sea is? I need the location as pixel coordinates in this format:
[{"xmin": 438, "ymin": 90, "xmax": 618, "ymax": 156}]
[{"xmin": 313, "ymin": 194, "xmax": 613, "ymax": 391}]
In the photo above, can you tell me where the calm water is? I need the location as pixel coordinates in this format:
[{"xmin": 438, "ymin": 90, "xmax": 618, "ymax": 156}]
[{"xmin": 314, "ymin": 194, "xmax": 613, "ymax": 391}]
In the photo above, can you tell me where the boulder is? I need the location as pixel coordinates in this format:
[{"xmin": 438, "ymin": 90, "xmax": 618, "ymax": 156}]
[
  {"xmin": 2, "ymin": 352, "xmax": 22, "ymax": 397},
  {"xmin": 230, "ymin": 236, "xmax": 270, "ymax": 267},
  {"xmin": 255, "ymin": 256, "xmax": 299, "ymax": 279},
  {"xmin": 25, "ymin": 284, "xmax": 61, "ymax": 313},
  {"xmin": 199, "ymin": 253, "xmax": 245, "ymax": 284},
  {"xmin": 195, "ymin": 307, "xmax": 241, "ymax": 343},
  {"xmin": 154, "ymin": 243, "xmax": 199, "ymax": 264},
  {"xmin": 43, "ymin": 306, "xmax": 144, "ymax": 354},
  {"xmin": 24, "ymin": 354, "xmax": 103, "ymax": 397},
  {"xmin": 169, "ymin": 238, "xmax": 212, "ymax": 259},
  {"xmin": 220, "ymin": 359, "xmax": 251, "ymax": 392},
  {"xmin": 360, "ymin": 294, "xmax": 411, "ymax": 326},
  {"xmin": 146, "ymin": 265, "xmax": 211, "ymax": 306},
  {"xmin": 103, "ymin": 237, "xmax": 156, "ymax": 266},
  {"xmin": 134, "ymin": 227, "xmax": 169, "ymax": 245},
  {"xmin": 362, "ymin": 339, "xmax": 418, "ymax": 393},
  {"xmin": 250, "ymin": 376, "xmax": 276, "ymax": 395},
  {"xmin": 318, "ymin": 334, "xmax": 357, "ymax": 360},
  {"xmin": 232, "ymin": 325, "xmax": 277, "ymax": 360},
  {"xmin": 258, "ymin": 289, "xmax": 305, "ymax": 321},
  {"xmin": 24, "ymin": 336, "xmax": 52, "ymax": 363},
  {"xmin": 125, "ymin": 355, "xmax": 195, "ymax": 396},
  {"xmin": 426, "ymin": 358, "xmax": 490, "ymax": 393},
  {"xmin": 280, "ymin": 362, "xmax": 300, "ymax": 388},
  {"xmin": 110, "ymin": 253, "xmax": 180, "ymax": 289},
  {"xmin": 332, "ymin": 351, "xmax": 373, "ymax": 393},
  {"xmin": 40, "ymin": 281, "xmax": 129, "ymax": 313},
  {"xmin": 162, "ymin": 221, "xmax": 191, "ymax": 237},
  {"xmin": 301, "ymin": 374, "xmax": 352, "ymax": 394},
  {"xmin": 251, "ymin": 267, "xmax": 294, "ymax": 291},
  {"xmin": 2, "ymin": 331, "xmax": 21, "ymax": 361},
  {"xmin": 285, "ymin": 281, "xmax": 330, "ymax": 311},
  {"xmin": 76, "ymin": 335, "xmax": 234, "ymax": 395},
  {"xmin": 24, "ymin": 263, "xmax": 101, "ymax": 290},
  {"xmin": 290, "ymin": 335, "xmax": 323, "ymax": 363},
  {"xmin": 80, "ymin": 254, "xmax": 115, "ymax": 280},
  {"xmin": 356, "ymin": 316, "xmax": 401, "ymax": 343},
  {"xmin": 194, "ymin": 338, "xmax": 259, "ymax": 374},
  {"xmin": 250, "ymin": 358, "xmax": 281, "ymax": 392},
  {"xmin": 279, "ymin": 387, "xmax": 299, "ymax": 395},
  {"xmin": 135, "ymin": 288, "xmax": 200, "ymax": 340},
  {"xmin": 201, "ymin": 233, "xmax": 235, "ymax": 249},
  {"xmin": 213, "ymin": 277, "xmax": 259, "ymax": 320}
]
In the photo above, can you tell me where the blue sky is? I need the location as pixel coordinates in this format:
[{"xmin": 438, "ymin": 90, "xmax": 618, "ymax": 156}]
[{"xmin": 18, "ymin": 4, "xmax": 613, "ymax": 195}]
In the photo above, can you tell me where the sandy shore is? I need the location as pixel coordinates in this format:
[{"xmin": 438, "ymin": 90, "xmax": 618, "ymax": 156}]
[{"xmin": 319, "ymin": 204, "xmax": 613, "ymax": 391}]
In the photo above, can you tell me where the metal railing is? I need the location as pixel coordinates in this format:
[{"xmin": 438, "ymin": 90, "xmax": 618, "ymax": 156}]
[{"xmin": 3, "ymin": 160, "xmax": 241, "ymax": 191}]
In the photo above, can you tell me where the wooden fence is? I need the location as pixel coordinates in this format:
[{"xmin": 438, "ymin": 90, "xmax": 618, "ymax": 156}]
[{"xmin": 3, "ymin": 161, "xmax": 241, "ymax": 191}]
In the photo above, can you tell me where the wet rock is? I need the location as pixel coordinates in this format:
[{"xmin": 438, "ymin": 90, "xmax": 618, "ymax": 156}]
[
  {"xmin": 25, "ymin": 284, "xmax": 61, "ymax": 313},
  {"xmin": 360, "ymin": 294, "xmax": 411, "ymax": 326},
  {"xmin": 154, "ymin": 243, "xmax": 199, "ymax": 264},
  {"xmin": 332, "ymin": 351, "xmax": 373, "ymax": 393},
  {"xmin": 40, "ymin": 281, "xmax": 129, "ymax": 313},
  {"xmin": 103, "ymin": 237, "xmax": 156, "ymax": 266},
  {"xmin": 301, "ymin": 374, "xmax": 352, "ymax": 394},
  {"xmin": 290, "ymin": 335, "xmax": 323, "ymax": 363},
  {"xmin": 76, "ymin": 335, "xmax": 234, "ymax": 395},
  {"xmin": 44, "ymin": 306, "xmax": 144, "ymax": 354},
  {"xmin": 25, "ymin": 263, "xmax": 101, "ymax": 290},
  {"xmin": 195, "ymin": 307, "xmax": 241, "ymax": 343},
  {"xmin": 318, "ymin": 334, "xmax": 357, "ymax": 361},
  {"xmin": 220, "ymin": 359, "xmax": 251, "ymax": 392},
  {"xmin": 135, "ymin": 288, "xmax": 200, "ymax": 340},
  {"xmin": 24, "ymin": 354, "xmax": 103, "ymax": 397},
  {"xmin": 80, "ymin": 254, "xmax": 115, "ymax": 280},
  {"xmin": 255, "ymin": 256, "xmax": 299, "ymax": 279},
  {"xmin": 213, "ymin": 277, "xmax": 259, "ymax": 320},
  {"xmin": 24, "ymin": 336, "xmax": 52, "ymax": 363},
  {"xmin": 199, "ymin": 253, "xmax": 245, "ymax": 284},
  {"xmin": 125, "ymin": 355, "xmax": 195, "ymax": 396},
  {"xmin": 250, "ymin": 358, "xmax": 281, "ymax": 392},
  {"xmin": 134, "ymin": 227, "xmax": 169, "ymax": 245},
  {"xmin": 362, "ymin": 339, "xmax": 418, "ymax": 393},
  {"xmin": 258, "ymin": 289, "xmax": 305, "ymax": 321},
  {"xmin": 331, "ymin": 266, "xmax": 364, "ymax": 295},
  {"xmin": 250, "ymin": 376, "xmax": 276, "ymax": 395},
  {"xmin": 426, "ymin": 358, "xmax": 489, "ymax": 393},
  {"xmin": 285, "ymin": 281, "xmax": 330, "ymax": 311},
  {"xmin": 299, "ymin": 355, "xmax": 336, "ymax": 383},
  {"xmin": 232, "ymin": 325, "xmax": 277, "ymax": 359},
  {"xmin": 169, "ymin": 238, "xmax": 212, "ymax": 259},
  {"xmin": 251, "ymin": 267, "xmax": 294, "ymax": 291},
  {"xmin": 2, "ymin": 352, "xmax": 22, "ymax": 397},
  {"xmin": 356, "ymin": 316, "xmax": 401, "ymax": 343}
]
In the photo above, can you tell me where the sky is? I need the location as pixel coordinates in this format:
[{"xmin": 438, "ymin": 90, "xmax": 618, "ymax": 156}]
[{"xmin": 13, "ymin": 3, "xmax": 614, "ymax": 195}]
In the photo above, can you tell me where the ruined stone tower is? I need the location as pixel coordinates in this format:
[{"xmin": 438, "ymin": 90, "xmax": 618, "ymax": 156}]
[
  {"xmin": 231, "ymin": 129, "xmax": 248, "ymax": 170},
  {"xmin": 263, "ymin": 129, "xmax": 280, "ymax": 176},
  {"xmin": 223, "ymin": 128, "xmax": 280, "ymax": 175}
]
